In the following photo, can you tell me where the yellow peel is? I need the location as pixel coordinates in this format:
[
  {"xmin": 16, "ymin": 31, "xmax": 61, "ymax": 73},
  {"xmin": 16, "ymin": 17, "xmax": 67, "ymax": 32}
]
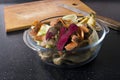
[
  {"xmin": 62, "ymin": 14, "xmax": 78, "ymax": 23},
  {"xmin": 77, "ymin": 17, "xmax": 89, "ymax": 26},
  {"xmin": 37, "ymin": 24, "xmax": 51, "ymax": 36}
]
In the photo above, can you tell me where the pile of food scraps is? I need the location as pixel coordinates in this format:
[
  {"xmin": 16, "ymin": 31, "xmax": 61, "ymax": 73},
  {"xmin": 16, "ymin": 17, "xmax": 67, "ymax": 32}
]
[{"xmin": 29, "ymin": 13, "xmax": 100, "ymax": 65}]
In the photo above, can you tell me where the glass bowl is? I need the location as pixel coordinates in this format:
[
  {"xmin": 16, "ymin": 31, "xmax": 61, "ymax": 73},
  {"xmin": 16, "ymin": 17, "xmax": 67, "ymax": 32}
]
[{"xmin": 23, "ymin": 16, "xmax": 109, "ymax": 68}]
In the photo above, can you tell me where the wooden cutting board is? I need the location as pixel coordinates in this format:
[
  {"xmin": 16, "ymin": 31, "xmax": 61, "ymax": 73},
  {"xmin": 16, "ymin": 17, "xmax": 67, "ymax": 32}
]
[{"xmin": 4, "ymin": 0, "xmax": 95, "ymax": 32}]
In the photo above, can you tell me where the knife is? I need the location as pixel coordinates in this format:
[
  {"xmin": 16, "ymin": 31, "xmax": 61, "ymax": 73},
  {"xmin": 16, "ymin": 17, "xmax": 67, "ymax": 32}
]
[{"xmin": 58, "ymin": 4, "xmax": 120, "ymax": 31}]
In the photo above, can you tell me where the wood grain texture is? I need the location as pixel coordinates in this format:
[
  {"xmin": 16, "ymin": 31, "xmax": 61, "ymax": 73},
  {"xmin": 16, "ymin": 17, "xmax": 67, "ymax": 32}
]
[{"xmin": 4, "ymin": 0, "xmax": 95, "ymax": 32}]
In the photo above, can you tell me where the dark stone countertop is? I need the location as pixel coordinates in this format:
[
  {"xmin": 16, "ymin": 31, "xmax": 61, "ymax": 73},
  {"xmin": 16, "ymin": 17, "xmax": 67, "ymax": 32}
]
[{"xmin": 0, "ymin": 0, "xmax": 120, "ymax": 80}]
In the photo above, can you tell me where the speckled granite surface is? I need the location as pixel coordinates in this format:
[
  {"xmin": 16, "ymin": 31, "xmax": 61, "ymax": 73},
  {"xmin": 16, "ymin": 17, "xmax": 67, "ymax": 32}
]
[{"xmin": 0, "ymin": 0, "xmax": 120, "ymax": 80}]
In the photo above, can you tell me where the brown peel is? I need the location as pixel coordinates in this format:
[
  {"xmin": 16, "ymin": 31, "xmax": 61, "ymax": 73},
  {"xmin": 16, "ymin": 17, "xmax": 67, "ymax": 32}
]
[
  {"xmin": 80, "ymin": 26, "xmax": 89, "ymax": 33},
  {"xmin": 58, "ymin": 18, "xmax": 67, "ymax": 27},
  {"xmin": 34, "ymin": 35, "xmax": 46, "ymax": 41},
  {"xmin": 71, "ymin": 35, "xmax": 80, "ymax": 43},
  {"xmin": 30, "ymin": 21, "xmax": 43, "ymax": 36},
  {"xmin": 65, "ymin": 42, "xmax": 78, "ymax": 51},
  {"xmin": 77, "ymin": 28, "xmax": 84, "ymax": 40},
  {"xmin": 50, "ymin": 19, "xmax": 59, "ymax": 27}
]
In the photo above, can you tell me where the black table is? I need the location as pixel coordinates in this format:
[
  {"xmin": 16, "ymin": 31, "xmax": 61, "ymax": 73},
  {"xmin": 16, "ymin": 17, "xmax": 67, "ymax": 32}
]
[{"xmin": 0, "ymin": 0, "xmax": 120, "ymax": 80}]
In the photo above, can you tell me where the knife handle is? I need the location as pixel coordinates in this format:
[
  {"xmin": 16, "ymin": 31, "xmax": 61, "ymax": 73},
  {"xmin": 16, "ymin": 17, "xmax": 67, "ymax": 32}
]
[{"xmin": 96, "ymin": 15, "xmax": 120, "ymax": 31}]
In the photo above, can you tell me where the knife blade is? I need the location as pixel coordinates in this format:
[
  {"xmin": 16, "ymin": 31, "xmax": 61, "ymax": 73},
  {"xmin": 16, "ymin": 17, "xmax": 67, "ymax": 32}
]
[{"xmin": 58, "ymin": 4, "xmax": 120, "ymax": 31}]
